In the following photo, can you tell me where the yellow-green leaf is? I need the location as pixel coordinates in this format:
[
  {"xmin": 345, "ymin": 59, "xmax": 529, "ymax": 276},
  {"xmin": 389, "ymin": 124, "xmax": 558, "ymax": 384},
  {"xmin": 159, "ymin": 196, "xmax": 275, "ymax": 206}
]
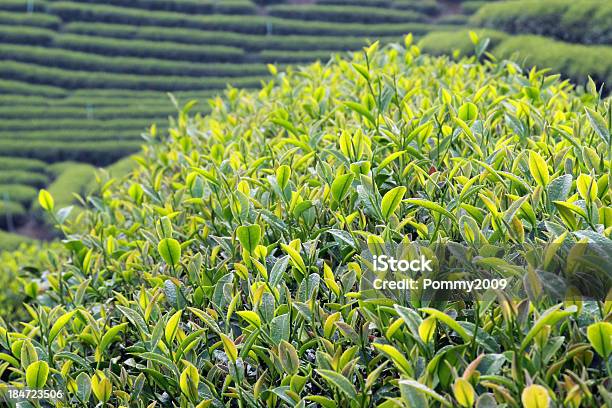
[
  {"xmin": 576, "ymin": 174, "xmax": 597, "ymax": 202},
  {"xmin": 586, "ymin": 321, "xmax": 612, "ymax": 358},
  {"xmin": 26, "ymin": 360, "xmax": 49, "ymax": 389},
  {"xmin": 585, "ymin": 107, "xmax": 610, "ymax": 145},
  {"xmin": 520, "ymin": 304, "xmax": 576, "ymax": 353},
  {"xmin": 453, "ymin": 378, "xmax": 475, "ymax": 407},
  {"xmin": 91, "ymin": 371, "xmax": 112, "ymax": 403},
  {"xmin": 236, "ymin": 224, "xmax": 261, "ymax": 254},
  {"xmin": 521, "ymin": 384, "xmax": 550, "ymax": 408},
  {"xmin": 373, "ymin": 343, "xmax": 413, "ymax": 376},
  {"xmin": 418, "ymin": 316, "xmax": 437, "ymax": 343},
  {"xmin": 165, "ymin": 310, "xmax": 182, "ymax": 344},
  {"xmin": 38, "ymin": 189, "xmax": 54, "ymax": 212},
  {"xmin": 220, "ymin": 333, "xmax": 238, "ymax": 363},
  {"xmin": 458, "ymin": 102, "xmax": 478, "ymax": 122},
  {"xmin": 528, "ymin": 151, "xmax": 549, "ymax": 187},
  {"xmin": 419, "ymin": 308, "xmax": 470, "ymax": 342},
  {"xmin": 381, "ymin": 186, "xmax": 406, "ymax": 221},
  {"xmin": 237, "ymin": 310, "xmax": 262, "ymax": 328},
  {"xmin": 316, "ymin": 369, "xmax": 357, "ymax": 399},
  {"xmin": 331, "ymin": 173, "xmax": 354, "ymax": 203},
  {"xmin": 49, "ymin": 310, "xmax": 77, "ymax": 344},
  {"xmin": 158, "ymin": 238, "xmax": 181, "ymax": 267},
  {"xmin": 276, "ymin": 165, "xmax": 291, "ymax": 190},
  {"xmin": 180, "ymin": 362, "xmax": 200, "ymax": 402}
]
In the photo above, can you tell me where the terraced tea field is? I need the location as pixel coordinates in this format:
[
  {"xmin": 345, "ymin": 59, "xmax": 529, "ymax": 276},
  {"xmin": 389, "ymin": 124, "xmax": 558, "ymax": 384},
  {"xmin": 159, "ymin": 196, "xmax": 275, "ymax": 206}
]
[
  {"xmin": 0, "ymin": 0, "xmax": 466, "ymax": 245},
  {"xmin": 1, "ymin": 0, "xmax": 611, "ymax": 249}
]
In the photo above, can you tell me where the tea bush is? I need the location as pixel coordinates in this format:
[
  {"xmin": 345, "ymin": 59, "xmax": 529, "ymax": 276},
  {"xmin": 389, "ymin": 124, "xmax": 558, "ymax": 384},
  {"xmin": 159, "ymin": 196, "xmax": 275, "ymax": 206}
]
[
  {"xmin": 0, "ymin": 118, "xmax": 154, "ymax": 131},
  {"xmin": 471, "ymin": 0, "xmax": 612, "ymax": 45},
  {"xmin": 64, "ymin": 0, "xmax": 257, "ymax": 15},
  {"xmin": 266, "ymin": 5, "xmax": 424, "ymax": 23},
  {"xmin": 62, "ymin": 22, "xmax": 447, "ymax": 49},
  {"xmin": 1, "ymin": 40, "xmax": 610, "ymax": 407},
  {"xmin": 0, "ymin": 0, "xmax": 47, "ymax": 12},
  {"xmin": 0, "ymin": 11, "xmax": 61, "ymax": 28},
  {"xmin": 0, "ymin": 26, "xmax": 54, "ymax": 45},
  {"xmin": 0, "ymin": 171, "xmax": 48, "ymax": 188},
  {"xmin": 0, "ymin": 157, "xmax": 46, "ymax": 172},
  {"xmin": 0, "ymin": 184, "xmax": 37, "ymax": 206},
  {"xmin": 0, "ymin": 201, "xmax": 26, "ymax": 229},
  {"xmin": 0, "ymin": 79, "xmax": 66, "ymax": 97},
  {"xmin": 0, "ymin": 230, "xmax": 32, "ymax": 251},
  {"xmin": 48, "ymin": 2, "xmax": 431, "ymax": 36},
  {"xmin": 0, "ymin": 139, "xmax": 141, "ymax": 164},
  {"xmin": 419, "ymin": 29, "xmax": 612, "ymax": 87},
  {"xmin": 494, "ymin": 35, "xmax": 612, "ymax": 88},
  {"xmin": 53, "ymin": 34, "xmax": 245, "ymax": 62},
  {"xmin": 0, "ymin": 61, "xmax": 265, "ymax": 91},
  {"xmin": 0, "ymin": 45, "xmax": 269, "ymax": 78}
]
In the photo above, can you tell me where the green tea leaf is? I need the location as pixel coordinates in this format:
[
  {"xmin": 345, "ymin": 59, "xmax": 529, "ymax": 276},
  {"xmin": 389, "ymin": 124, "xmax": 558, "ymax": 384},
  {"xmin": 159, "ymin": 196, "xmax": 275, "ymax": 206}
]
[
  {"xmin": 331, "ymin": 173, "xmax": 354, "ymax": 203},
  {"xmin": 453, "ymin": 378, "xmax": 475, "ymax": 408},
  {"xmin": 38, "ymin": 189, "xmax": 54, "ymax": 212},
  {"xmin": 458, "ymin": 102, "xmax": 478, "ymax": 122},
  {"xmin": 419, "ymin": 308, "xmax": 470, "ymax": 342},
  {"xmin": 49, "ymin": 310, "xmax": 77, "ymax": 344},
  {"xmin": 165, "ymin": 309, "xmax": 182, "ymax": 344},
  {"xmin": 528, "ymin": 151, "xmax": 549, "ymax": 187},
  {"xmin": 381, "ymin": 186, "xmax": 406, "ymax": 221},
  {"xmin": 585, "ymin": 107, "xmax": 610, "ymax": 145},
  {"xmin": 586, "ymin": 321, "xmax": 612, "ymax": 358},
  {"xmin": 316, "ymin": 369, "xmax": 357, "ymax": 399},
  {"xmin": 399, "ymin": 379, "xmax": 452, "ymax": 407},
  {"xmin": 521, "ymin": 384, "xmax": 550, "ymax": 408},
  {"xmin": 520, "ymin": 304, "xmax": 576, "ymax": 353},
  {"xmin": 158, "ymin": 238, "xmax": 181, "ymax": 267},
  {"xmin": 26, "ymin": 361, "xmax": 49, "ymax": 389},
  {"xmin": 236, "ymin": 224, "xmax": 261, "ymax": 253},
  {"xmin": 276, "ymin": 165, "xmax": 291, "ymax": 190}
]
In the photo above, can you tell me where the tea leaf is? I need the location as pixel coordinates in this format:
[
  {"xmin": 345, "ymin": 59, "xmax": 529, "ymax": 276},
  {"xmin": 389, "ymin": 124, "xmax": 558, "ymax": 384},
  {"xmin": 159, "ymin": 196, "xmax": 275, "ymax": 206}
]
[
  {"xmin": 521, "ymin": 384, "xmax": 550, "ymax": 408},
  {"xmin": 381, "ymin": 186, "xmax": 406, "ymax": 221},
  {"xmin": 220, "ymin": 333, "xmax": 238, "ymax": 363},
  {"xmin": 158, "ymin": 238, "xmax": 181, "ymax": 267},
  {"xmin": 276, "ymin": 165, "xmax": 291, "ymax": 190},
  {"xmin": 419, "ymin": 308, "xmax": 470, "ymax": 342},
  {"xmin": 528, "ymin": 151, "xmax": 549, "ymax": 187},
  {"xmin": 458, "ymin": 102, "xmax": 478, "ymax": 122},
  {"xmin": 316, "ymin": 369, "xmax": 357, "ymax": 399},
  {"xmin": 520, "ymin": 304, "xmax": 576, "ymax": 353},
  {"xmin": 585, "ymin": 107, "xmax": 610, "ymax": 145},
  {"xmin": 453, "ymin": 377, "xmax": 476, "ymax": 408},
  {"xmin": 179, "ymin": 362, "xmax": 200, "ymax": 402},
  {"xmin": 38, "ymin": 189, "xmax": 54, "ymax": 212},
  {"xmin": 26, "ymin": 361, "xmax": 49, "ymax": 389},
  {"xmin": 165, "ymin": 310, "xmax": 182, "ymax": 344},
  {"xmin": 399, "ymin": 379, "xmax": 452, "ymax": 407},
  {"xmin": 48, "ymin": 309, "xmax": 77, "ymax": 344},
  {"xmin": 236, "ymin": 224, "xmax": 261, "ymax": 254},
  {"xmin": 331, "ymin": 173, "xmax": 354, "ymax": 203},
  {"xmin": 373, "ymin": 343, "xmax": 413, "ymax": 376},
  {"xmin": 586, "ymin": 321, "xmax": 612, "ymax": 358}
]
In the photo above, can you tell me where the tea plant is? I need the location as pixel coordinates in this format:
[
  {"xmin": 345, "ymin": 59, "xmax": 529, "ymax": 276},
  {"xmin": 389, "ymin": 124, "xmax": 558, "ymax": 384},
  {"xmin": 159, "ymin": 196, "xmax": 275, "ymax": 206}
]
[{"xmin": 0, "ymin": 38, "xmax": 611, "ymax": 407}]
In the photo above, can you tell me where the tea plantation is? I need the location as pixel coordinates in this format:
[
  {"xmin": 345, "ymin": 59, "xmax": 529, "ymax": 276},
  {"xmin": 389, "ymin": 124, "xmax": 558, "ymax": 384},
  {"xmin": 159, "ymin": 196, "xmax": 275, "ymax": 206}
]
[
  {"xmin": 0, "ymin": 38, "xmax": 611, "ymax": 406},
  {"xmin": 1, "ymin": 0, "xmax": 612, "ymax": 249},
  {"xmin": 0, "ymin": 0, "xmax": 462, "ymax": 245}
]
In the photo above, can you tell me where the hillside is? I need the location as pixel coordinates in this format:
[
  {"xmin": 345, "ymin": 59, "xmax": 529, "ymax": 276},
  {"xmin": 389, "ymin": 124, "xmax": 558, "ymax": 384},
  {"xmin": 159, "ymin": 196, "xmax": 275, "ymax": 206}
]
[
  {"xmin": 1, "ymin": 0, "xmax": 612, "ymax": 250},
  {"xmin": 0, "ymin": 40, "xmax": 610, "ymax": 406},
  {"xmin": 0, "ymin": 0, "xmax": 460, "ymax": 246}
]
